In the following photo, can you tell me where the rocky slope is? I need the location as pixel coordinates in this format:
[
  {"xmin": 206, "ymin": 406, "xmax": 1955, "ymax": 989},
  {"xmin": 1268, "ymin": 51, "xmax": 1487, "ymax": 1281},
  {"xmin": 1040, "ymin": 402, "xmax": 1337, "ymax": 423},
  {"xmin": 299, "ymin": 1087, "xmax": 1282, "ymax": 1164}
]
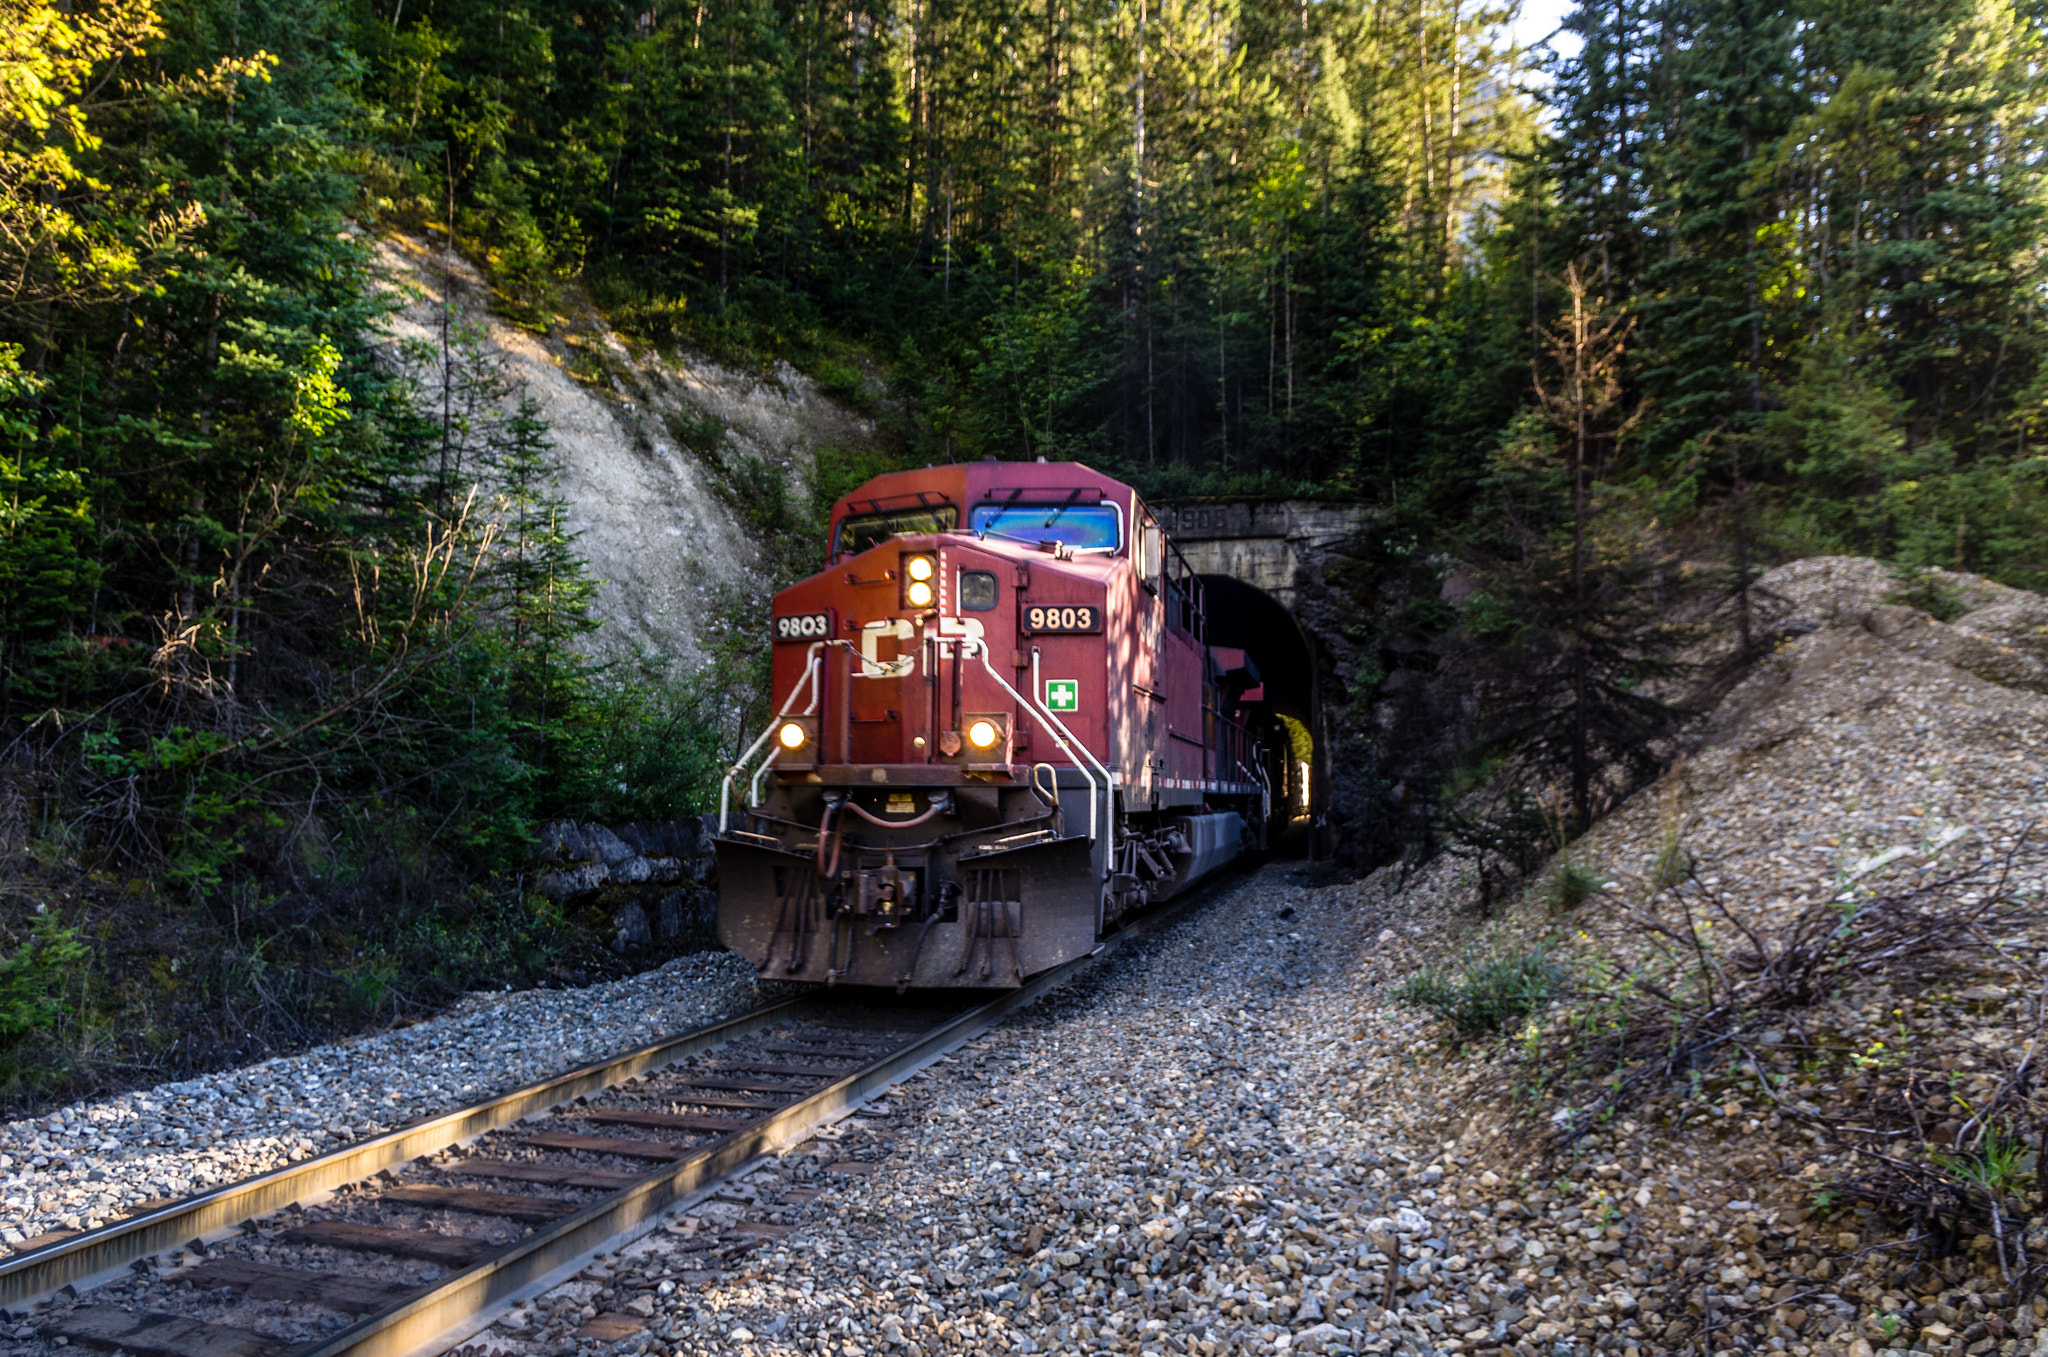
[
  {"xmin": 371, "ymin": 235, "xmax": 882, "ymax": 665},
  {"xmin": 1369, "ymin": 556, "xmax": 2048, "ymax": 1354}
]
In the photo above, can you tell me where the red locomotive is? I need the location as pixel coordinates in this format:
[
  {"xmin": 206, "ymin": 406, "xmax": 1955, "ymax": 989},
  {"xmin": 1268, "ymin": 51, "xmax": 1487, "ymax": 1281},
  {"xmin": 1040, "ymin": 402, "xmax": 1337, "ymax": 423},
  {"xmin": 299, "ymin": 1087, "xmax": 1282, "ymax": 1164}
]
[{"xmin": 714, "ymin": 460, "xmax": 1277, "ymax": 989}]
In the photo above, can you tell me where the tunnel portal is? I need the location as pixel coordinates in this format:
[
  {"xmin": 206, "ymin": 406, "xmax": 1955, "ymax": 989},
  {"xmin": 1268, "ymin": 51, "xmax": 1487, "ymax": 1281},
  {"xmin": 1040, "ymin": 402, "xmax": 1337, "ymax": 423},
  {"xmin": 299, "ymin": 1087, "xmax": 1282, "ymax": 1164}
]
[{"xmin": 1201, "ymin": 573, "xmax": 1319, "ymax": 855}]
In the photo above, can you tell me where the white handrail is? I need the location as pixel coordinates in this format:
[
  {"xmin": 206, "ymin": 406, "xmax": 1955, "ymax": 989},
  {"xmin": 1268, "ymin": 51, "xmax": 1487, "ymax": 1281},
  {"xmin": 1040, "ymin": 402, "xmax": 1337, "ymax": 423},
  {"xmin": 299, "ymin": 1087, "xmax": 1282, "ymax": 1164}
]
[
  {"xmin": 967, "ymin": 640, "xmax": 1099, "ymax": 846},
  {"xmin": 719, "ymin": 645, "xmax": 826, "ymax": 833},
  {"xmin": 1025, "ymin": 644, "xmax": 1118, "ymax": 879}
]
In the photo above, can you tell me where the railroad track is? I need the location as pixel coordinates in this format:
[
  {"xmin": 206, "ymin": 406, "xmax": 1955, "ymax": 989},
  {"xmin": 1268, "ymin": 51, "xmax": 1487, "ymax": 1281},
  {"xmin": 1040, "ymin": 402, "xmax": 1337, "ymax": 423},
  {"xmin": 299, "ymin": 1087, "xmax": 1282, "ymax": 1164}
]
[{"xmin": 1, "ymin": 883, "xmax": 1222, "ymax": 1357}]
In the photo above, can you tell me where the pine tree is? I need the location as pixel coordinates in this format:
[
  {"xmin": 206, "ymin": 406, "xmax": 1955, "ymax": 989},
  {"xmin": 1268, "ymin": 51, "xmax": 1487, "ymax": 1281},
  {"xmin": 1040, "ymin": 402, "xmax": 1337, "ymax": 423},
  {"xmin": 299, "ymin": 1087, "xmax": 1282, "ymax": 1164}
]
[
  {"xmin": 487, "ymin": 395, "xmax": 598, "ymax": 784},
  {"xmin": 1464, "ymin": 265, "xmax": 1690, "ymax": 835}
]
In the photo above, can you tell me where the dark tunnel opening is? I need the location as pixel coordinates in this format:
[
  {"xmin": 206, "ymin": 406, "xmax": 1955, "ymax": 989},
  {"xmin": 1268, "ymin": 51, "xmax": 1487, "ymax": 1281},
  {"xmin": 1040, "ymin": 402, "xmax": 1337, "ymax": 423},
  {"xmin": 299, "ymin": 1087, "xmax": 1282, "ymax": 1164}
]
[{"xmin": 1200, "ymin": 574, "xmax": 1320, "ymax": 856}]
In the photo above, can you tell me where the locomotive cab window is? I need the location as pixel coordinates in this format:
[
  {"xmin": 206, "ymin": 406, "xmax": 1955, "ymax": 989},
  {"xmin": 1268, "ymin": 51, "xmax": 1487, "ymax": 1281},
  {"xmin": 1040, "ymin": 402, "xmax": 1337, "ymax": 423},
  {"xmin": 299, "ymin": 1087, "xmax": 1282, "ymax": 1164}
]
[
  {"xmin": 970, "ymin": 501, "xmax": 1122, "ymax": 552},
  {"xmin": 836, "ymin": 505, "xmax": 958, "ymax": 556},
  {"xmin": 959, "ymin": 570, "xmax": 999, "ymax": 611}
]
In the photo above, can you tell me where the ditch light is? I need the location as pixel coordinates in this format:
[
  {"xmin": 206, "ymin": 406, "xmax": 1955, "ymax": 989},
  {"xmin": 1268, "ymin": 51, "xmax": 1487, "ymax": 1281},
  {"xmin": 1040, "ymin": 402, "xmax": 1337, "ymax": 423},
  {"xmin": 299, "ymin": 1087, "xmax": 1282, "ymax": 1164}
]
[
  {"xmin": 902, "ymin": 553, "xmax": 938, "ymax": 609},
  {"xmin": 775, "ymin": 715, "xmax": 819, "ymax": 769}
]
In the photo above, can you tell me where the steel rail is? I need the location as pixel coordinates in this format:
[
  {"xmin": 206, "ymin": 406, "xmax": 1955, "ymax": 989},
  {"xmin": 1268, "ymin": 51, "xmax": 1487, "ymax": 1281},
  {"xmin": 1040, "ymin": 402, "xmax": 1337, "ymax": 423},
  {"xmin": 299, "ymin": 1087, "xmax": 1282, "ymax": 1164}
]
[
  {"xmin": 294, "ymin": 882, "xmax": 1220, "ymax": 1357},
  {"xmin": 0, "ymin": 995, "xmax": 820, "ymax": 1313}
]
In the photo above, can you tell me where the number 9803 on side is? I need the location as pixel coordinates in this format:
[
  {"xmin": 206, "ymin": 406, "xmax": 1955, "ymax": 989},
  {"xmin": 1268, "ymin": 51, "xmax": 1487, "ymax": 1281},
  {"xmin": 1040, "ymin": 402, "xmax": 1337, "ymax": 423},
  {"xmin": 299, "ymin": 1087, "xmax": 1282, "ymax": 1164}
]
[
  {"xmin": 1023, "ymin": 604, "xmax": 1100, "ymax": 633},
  {"xmin": 773, "ymin": 611, "xmax": 834, "ymax": 641}
]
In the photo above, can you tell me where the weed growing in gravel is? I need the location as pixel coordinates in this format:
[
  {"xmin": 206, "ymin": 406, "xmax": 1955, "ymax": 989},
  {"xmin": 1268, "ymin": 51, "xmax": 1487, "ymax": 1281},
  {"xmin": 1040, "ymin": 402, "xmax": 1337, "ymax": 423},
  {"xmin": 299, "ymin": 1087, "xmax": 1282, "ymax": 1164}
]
[
  {"xmin": 1931, "ymin": 1120, "xmax": 2034, "ymax": 1202},
  {"xmin": 1546, "ymin": 860, "xmax": 1607, "ymax": 913},
  {"xmin": 1650, "ymin": 776, "xmax": 1691, "ymax": 888},
  {"xmin": 1396, "ymin": 947, "xmax": 1567, "ymax": 1041}
]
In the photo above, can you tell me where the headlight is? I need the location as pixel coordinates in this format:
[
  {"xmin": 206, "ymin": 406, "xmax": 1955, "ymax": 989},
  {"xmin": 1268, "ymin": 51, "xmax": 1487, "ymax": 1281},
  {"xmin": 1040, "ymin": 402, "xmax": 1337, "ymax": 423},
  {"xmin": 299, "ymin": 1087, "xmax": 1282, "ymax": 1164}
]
[
  {"xmin": 966, "ymin": 719, "xmax": 1000, "ymax": 749},
  {"xmin": 905, "ymin": 554, "xmax": 935, "ymax": 582},
  {"xmin": 777, "ymin": 721, "xmax": 808, "ymax": 750},
  {"xmin": 906, "ymin": 579, "xmax": 934, "ymax": 608}
]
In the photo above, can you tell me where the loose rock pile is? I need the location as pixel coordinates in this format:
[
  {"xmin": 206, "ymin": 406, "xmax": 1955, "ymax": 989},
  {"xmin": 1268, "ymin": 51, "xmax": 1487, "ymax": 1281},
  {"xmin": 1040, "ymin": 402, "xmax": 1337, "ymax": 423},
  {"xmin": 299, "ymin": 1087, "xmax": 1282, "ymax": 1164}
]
[{"xmin": 467, "ymin": 867, "xmax": 1702, "ymax": 1357}]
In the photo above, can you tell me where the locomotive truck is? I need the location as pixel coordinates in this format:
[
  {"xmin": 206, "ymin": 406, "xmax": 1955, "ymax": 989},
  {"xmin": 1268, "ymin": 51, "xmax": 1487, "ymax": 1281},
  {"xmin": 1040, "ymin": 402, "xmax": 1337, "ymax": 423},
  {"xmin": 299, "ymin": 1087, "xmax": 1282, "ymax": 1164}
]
[{"xmin": 713, "ymin": 460, "xmax": 1278, "ymax": 989}]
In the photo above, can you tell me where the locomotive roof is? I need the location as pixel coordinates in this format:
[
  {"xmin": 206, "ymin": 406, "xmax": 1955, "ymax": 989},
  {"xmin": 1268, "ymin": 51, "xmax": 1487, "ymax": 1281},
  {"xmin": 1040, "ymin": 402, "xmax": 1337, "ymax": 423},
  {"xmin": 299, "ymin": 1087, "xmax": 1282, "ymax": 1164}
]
[{"xmin": 829, "ymin": 460, "xmax": 1138, "ymax": 522}]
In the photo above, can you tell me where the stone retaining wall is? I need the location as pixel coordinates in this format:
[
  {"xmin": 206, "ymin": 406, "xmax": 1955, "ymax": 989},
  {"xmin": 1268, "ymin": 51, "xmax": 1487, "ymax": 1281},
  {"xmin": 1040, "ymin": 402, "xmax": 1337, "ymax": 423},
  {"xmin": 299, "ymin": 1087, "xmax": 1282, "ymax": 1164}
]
[{"xmin": 534, "ymin": 817, "xmax": 721, "ymax": 953}]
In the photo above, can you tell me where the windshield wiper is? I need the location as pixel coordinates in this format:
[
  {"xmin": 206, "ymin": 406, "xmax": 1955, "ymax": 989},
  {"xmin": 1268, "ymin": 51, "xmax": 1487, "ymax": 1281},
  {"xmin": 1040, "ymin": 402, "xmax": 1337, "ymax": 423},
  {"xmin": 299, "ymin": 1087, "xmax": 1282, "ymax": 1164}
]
[
  {"xmin": 1041, "ymin": 487, "xmax": 1087, "ymax": 530},
  {"xmin": 979, "ymin": 486, "xmax": 1027, "ymax": 540}
]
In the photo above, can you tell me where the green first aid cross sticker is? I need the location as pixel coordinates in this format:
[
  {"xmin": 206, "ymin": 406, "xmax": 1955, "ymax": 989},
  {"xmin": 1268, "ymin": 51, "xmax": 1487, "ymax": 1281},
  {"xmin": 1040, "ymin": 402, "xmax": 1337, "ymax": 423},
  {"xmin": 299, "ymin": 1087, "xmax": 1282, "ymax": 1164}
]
[{"xmin": 1045, "ymin": 679, "xmax": 1079, "ymax": 711}]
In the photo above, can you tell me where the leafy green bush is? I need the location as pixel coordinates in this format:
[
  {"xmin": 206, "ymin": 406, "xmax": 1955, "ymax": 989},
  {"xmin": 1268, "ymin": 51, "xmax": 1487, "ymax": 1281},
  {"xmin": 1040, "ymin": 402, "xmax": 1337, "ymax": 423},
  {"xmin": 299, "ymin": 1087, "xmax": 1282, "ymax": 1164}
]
[
  {"xmin": 0, "ymin": 913, "xmax": 86, "ymax": 1045},
  {"xmin": 1396, "ymin": 947, "xmax": 1566, "ymax": 1041},
  {"xmin": 556, "ymin": 657, "xmax": 733, "ymax": 824}
]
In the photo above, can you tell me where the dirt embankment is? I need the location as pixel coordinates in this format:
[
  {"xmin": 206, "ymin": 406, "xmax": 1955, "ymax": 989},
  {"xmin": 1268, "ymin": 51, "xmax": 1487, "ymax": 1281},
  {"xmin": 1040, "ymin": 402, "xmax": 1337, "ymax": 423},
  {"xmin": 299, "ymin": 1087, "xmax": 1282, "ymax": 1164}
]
[
  {"xmin": 371, "ymin": 235, "xmax": 883, "ymax": 666},
  {"xmin": 1365, "ymin": 556, "xmax": 2048, "ymax": 1355}
]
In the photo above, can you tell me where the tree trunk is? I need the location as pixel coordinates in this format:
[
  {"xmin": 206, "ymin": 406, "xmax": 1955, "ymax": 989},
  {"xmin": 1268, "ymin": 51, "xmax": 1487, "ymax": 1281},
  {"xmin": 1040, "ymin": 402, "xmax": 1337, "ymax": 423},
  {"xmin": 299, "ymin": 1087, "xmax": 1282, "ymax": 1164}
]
[{"xmin": 1571, "ymin": 280, "xmax": 1590, "ymax": 834}]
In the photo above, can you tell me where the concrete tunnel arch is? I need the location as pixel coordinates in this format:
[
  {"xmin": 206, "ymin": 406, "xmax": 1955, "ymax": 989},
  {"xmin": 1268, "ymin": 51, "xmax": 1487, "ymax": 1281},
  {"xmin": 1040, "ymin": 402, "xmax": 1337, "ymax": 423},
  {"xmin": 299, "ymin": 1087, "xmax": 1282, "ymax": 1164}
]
[{"xmin": 1199, "ymin": 573, "xmax": 1325, "ymax": 856}]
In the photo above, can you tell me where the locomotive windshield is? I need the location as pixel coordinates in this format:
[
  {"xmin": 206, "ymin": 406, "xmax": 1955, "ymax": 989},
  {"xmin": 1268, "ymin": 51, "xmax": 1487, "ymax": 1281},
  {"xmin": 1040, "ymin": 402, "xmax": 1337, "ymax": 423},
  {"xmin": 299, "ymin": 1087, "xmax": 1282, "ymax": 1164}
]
[
  {"xmin": 970, "ymin": 501, "xmax": 1122, "ymax": 551},
  {"xmin": 836, "ymin": 505, "xmax": 959, "ymax": 555}
]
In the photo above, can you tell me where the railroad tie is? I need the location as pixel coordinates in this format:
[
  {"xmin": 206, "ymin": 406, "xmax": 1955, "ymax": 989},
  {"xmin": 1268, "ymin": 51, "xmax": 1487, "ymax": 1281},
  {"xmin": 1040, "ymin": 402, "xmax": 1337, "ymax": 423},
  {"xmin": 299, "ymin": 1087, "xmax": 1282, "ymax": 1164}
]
[
  {"xmin": 447, "ymin": 1159, "xmax": 642, "ymax": 1190},
  {"xmin": 41, "ymin": 1306, "xmax": 288, "ymax": 1357},
  {"xmin": 711, "ymin": 1060, "xmax": 858, "ymax": 1078},
  {"xmin": 517, "ymin": 1131, "xmax": 698, "ymax": 1159},
  {"xmin": 579, "ymin": 1109, "xmax": 757, "ymax": 1134},
  {"xmin": 379, "ymin": 1185, "xmax": 580, "ymax": 1222},
  {"xmin": 661, "ymin": 1090, "xmax": 789, "ymax": 1110},
  {"xmin": 677, "ymin": 1076, "xmax": 808, "ymax": 1094},
  {"xmin": 169, "ymin": 1259, "xmax": 415, "ymax": 1315},
  {"xmin": 280, "ymin": 1220, "xmax": 497, "ymax": 1266},
  {"xmin": 755, "ymin": 1040, "xmax": 892, "ymax": 1057}
]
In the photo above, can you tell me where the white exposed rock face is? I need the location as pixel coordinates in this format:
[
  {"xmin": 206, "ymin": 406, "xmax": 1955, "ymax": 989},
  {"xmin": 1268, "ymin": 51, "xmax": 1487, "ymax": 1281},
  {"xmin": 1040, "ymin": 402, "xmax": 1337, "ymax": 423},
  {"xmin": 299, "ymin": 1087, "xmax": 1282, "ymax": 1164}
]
[{"xmin": 370, "ymin": 235, "xmax": 880, "ymax": 665}]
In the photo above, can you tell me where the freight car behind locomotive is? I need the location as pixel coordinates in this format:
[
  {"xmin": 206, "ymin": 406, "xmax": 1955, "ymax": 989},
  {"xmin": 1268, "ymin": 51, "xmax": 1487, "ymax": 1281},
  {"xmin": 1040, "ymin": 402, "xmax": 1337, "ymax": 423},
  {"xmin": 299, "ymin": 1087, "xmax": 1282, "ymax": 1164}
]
[{"xmin": 714, "ymin": 460, "xmax": 1278, "ymax": 989}]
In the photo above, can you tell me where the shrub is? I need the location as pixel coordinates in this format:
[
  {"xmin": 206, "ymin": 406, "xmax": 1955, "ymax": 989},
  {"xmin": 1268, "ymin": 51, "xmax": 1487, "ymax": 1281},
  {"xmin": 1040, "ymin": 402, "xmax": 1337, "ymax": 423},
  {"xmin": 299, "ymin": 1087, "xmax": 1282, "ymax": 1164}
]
[
  {"xmin": 1651, "ymin": 781, "xmax": 1691, "ymax": 888},
  {"xmin": 1546, "ymin": 859, "xmax": 1607, "ymax": 913},
  {"xmin": 0, "ymin": 913, "xmax": 86, "ymax": 1046},
  {"xmin": 1882, "ymin": 565, "xmax": 1968, "ymax": 622},
  {"xmin": 1397, "ymin": 947, "xmax": 1566, "ymax": 1041}
]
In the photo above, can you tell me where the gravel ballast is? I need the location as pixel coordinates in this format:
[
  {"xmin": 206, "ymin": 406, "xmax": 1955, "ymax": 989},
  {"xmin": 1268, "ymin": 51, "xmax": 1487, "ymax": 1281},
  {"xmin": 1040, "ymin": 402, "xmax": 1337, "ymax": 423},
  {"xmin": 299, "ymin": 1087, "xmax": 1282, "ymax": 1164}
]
[
  {"xmin": 0, "ymin": 952, "xmax": 764, "ymax": 1249},
  {"xmin": 457, "ymin": 867, "xmax": 1570, "ymax": 1357}
]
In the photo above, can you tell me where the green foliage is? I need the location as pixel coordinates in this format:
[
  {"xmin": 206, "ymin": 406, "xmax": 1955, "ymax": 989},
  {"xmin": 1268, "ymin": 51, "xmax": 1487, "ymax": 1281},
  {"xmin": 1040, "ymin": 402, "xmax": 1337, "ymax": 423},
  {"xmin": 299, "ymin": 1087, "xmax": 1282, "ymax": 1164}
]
[
  {"xmin": 0, "ymin": 912, "xmax": 86, "ymax": 1044},
  {"xmin": 1882, "ymin": 566, "xmax": 1969, "ymax": 624},
  {"xmin": 556, "ymin": 657, "xmax": 731, "ymax": 824},
  {"xmin": 1546, "ymin": 860, "xmax": 1606, "ymax": 915},
  {"xmin": 0, "ymin": 348, "xmax": 97, "ymax": 701},
  {"xmin": 1930, "ymin": 1120, "xmax": 2034, "ymax": 1207},
  {"xmin": 1396, "ymin": 947, "xmax": 1567, "ymax": 1042}
]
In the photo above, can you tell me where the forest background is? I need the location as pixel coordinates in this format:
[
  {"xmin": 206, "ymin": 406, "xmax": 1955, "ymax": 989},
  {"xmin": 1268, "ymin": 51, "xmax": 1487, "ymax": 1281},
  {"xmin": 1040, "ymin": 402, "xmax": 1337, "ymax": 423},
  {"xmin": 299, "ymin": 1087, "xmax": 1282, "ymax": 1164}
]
[{"xmin": 0, "ymin": 0, "xmax": 2042, "ymax": 1104}]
